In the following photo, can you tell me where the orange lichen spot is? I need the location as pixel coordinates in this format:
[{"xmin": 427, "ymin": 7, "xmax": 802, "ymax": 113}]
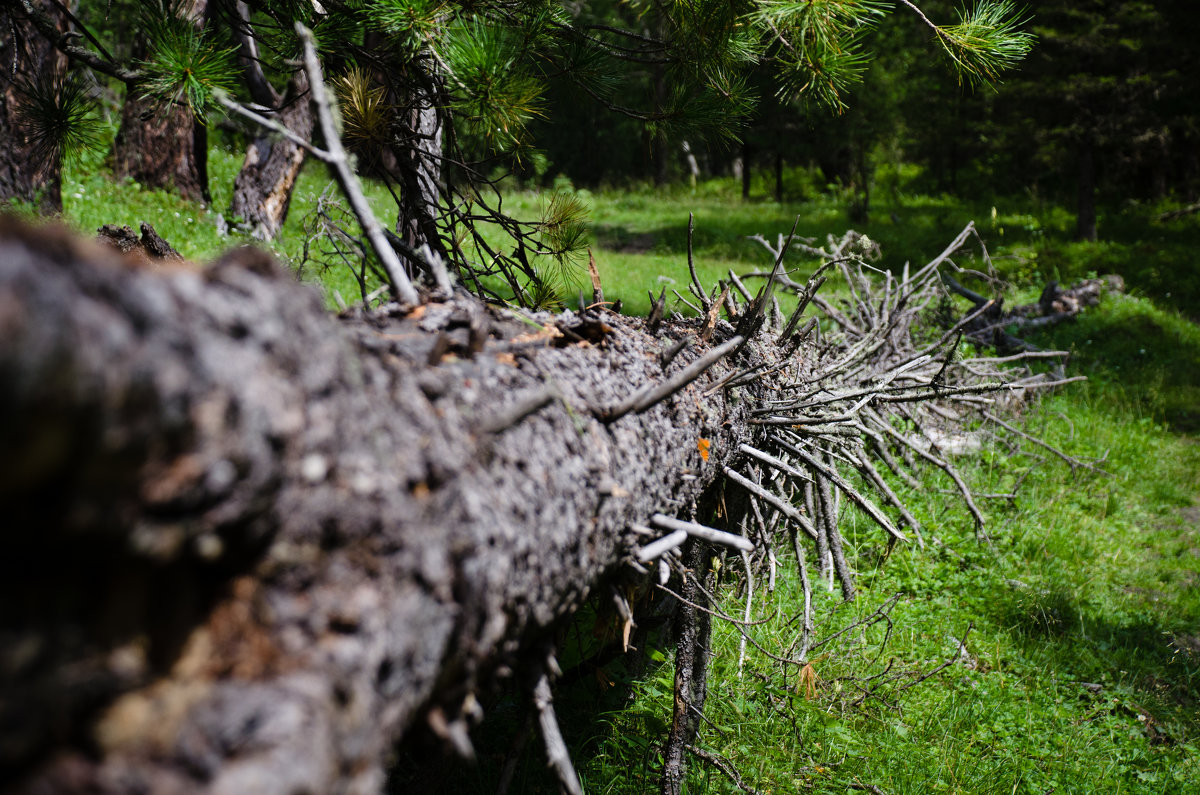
[
  {"xmin": 511, "ymin": 323, "xmax": 563, "ymax": 345},
  {"xmin": 697, "ymin": 438, "xmax": 711, "ymax": 461}
]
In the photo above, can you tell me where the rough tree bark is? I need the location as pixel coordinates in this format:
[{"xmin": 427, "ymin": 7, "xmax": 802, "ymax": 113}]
[
  {"xmin": 110, "ymin": 0, "xmax": 209, "ymax": 203},
  {"xmin": 0, "ymin": 217, "xmax": 759, "ymax": 794},
  {"xmin": 0, "ymin": 0, "xmax": 67, "ymax": 213},
  {"xmin": 226, "ymin": 71, "xmax": 312, "ymax": 239},
  {"xmin": 0, "ymin": 217, "xmax": 1103, "ymax": 793}
]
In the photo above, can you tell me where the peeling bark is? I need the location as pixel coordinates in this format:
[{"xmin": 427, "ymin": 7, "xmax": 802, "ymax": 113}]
[
  {"xmin": 228, "ymin": 72, "xmax": 312, "ymax": 240},
  {"xmin": 225, "ymin": 2, "xmax": 312, "ymax": 241}
]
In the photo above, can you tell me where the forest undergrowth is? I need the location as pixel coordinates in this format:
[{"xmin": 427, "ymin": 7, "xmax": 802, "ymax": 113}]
[{"xmin": 35, "ymin": 145, "xmax": 1200, "ymax": 794}]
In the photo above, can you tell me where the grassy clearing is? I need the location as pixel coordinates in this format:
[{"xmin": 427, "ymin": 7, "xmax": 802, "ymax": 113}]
[
  {"xmin": 53, "ymin": 146, "xmax": 1200, "ymax": 320},
  {"xmin": 45, "ymin": 146, "xmax": 1200, "ymax": 793}
]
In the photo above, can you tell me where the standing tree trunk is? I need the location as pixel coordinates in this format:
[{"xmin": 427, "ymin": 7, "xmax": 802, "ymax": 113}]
[
  {"xmin": 111, "ymin": 97, "xmax": 208, "ymax": 201},
  {"xmin": 226, "ymin": 1, "xmax": 312, "ymax": 239},
  {"xmin": 1076, "ymin": 136, "xmax": 1098, "ymax": 242},
  {"xmin": 774, "ymin": 147, "xmax": 784, "ymax": 203},
  {"xmin": 0, "ymin": 0, "xmax": 67, "ymax": 213},
  {"xmin": 392, "ymin": 70, "xmax": 447, "ymax": 269},
  {"xmin": 227, "ymin": 71, "xmax": 312, "ymax": 238},
  {"xmin": 110, "ymin": 0, "xmax": 209, "ymax": 203},
  {"xmin": 741, "ymin": 138, "xmax": 752, "ymax": 200}
]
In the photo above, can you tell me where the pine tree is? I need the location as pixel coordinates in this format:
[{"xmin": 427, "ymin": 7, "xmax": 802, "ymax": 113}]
[
  {"xmin": 18, "ymin": 0, "xmax": 1032, "ymax": 301},
  {"xmin": 0, "ymin": 0, "xmax": 70, "ymax": 212},
  {"xmin": 109, "ymin": 0, "xmax": 215, "ymax": 203},
  {"xmin": 1001, "ymin": 0, "xmax": 1200, "ymax": 239}
]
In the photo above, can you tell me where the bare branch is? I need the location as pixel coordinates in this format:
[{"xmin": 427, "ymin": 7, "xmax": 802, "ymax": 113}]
[
  {"xmin": 295, "ymin": 23, "xmax": 420, "ymax": 305},
  {"xmin": 602, "ymin": 335, "xmax": 744, "ymax": 421},
  {"xmin": 533, "ymin": 668, "xmax": 583, "ymax": 795}
]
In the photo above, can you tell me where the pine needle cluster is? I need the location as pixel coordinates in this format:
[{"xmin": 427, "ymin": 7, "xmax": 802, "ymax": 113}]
[
  {"xmin": 935, "ymin": 1, "xmax": 1034, "ymax": 86},
  {"xmin": 15, "ymin": 73, "xmax": 104, "ymax": 169},
  {"xmin": 441, "ymin": 17, "xmax": 546, "ymax": 153},
  {"xmin": 137, "ymin": 3, "xmax": 237, "ymax": 120}
]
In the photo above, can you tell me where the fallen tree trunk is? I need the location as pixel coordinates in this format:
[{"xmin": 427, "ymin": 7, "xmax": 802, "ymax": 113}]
[
  {"xmin": 0, "ymin": 218, "xmax": 1095, "ymax": 793},
  {"xmin": 0, "ymin": 218, "xmax": 759, "ymax": 793}
]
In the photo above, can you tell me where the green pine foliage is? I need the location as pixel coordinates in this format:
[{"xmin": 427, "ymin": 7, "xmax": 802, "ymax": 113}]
[
  {"xmin": 536, "ymin": 190, "xmax": 589, "ymax": 286},
  {"xmin": 751, "ymin": 0, "xmax": 890, "ymax": 110},
  {"xmin": 15, "ymin": 73, "xmax": 105, "ymax": 168},
  {"xmin": 36, "ymin": 0, "xmax": 1039, "ymax": 305},
  {"xmin": 136, "ymin": 3, "xmax": 238, "ymax": 121},
  {"xmin": 935, "ymin": 0, "xmax": 1034, "ymax": 86},
  {"xmin": 334, "ymin": 67, "xmax": 390, "ymax": 149},
  {"xmin": 440, "ymin": 17, "xmax": 547, "ymax": 154},
  {"xmin": 367, "ymin": 0, "xmax": 448, "ymax": 56}
]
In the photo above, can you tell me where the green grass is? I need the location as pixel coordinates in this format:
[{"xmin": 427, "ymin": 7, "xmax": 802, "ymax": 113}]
[
  {"xmin": 579, "ymin": 399, "xmax": 1199, "ymax": 793},
  {"xmin": 576, "ymin": 300, "xmax": 1200, "ymax": 794},
  {"xmin": 51, "ymin": 145, "xmax": 1200, "ymax": 321},
  {"xmin": 43, "ymin": 141, "xmax": 1200, "ymax": 794}
]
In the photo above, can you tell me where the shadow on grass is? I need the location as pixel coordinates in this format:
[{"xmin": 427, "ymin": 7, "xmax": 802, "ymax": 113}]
[
  {"xmin": 996, "ymin": 584, "xmax": 1199, "ymax": 744},
  {"xmin": 387, "ymin": 601, "xmax": 673, "ymax": 794},
  {"xmin": 1026, "ymin": 299, "xmax": 1200, "ymax": 431}
]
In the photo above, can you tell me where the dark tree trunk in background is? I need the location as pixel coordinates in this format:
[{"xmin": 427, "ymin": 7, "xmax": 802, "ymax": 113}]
[
  {"xmin": 0, "ymin": 218, "xmax": 757, "ymax": 794},
  {"xmin": 228, "ymin": 72, "xmax": 312, "ymax": 239},
  {"xmin": 1076, "ymin": 137, "xmax": 1097, "ymax": 241},
  {"xmin": 110, "ymin": 0, "xmax": 209, "ymax": 203},
  {"xmin": 226, "ymin": 1, "xmax": 311, "ymax": 240},
  {"xmin": 850, "ymin": 144, "xmax": 871, "ymax": 224},
  {"xmin": 774, "ymin": 148, "xmax": 784, "ymax": 203},
  {"xmin": 111, "ymin": 95, "xmax": 209, "ymax": 202},
  {"xmin": 0, "ymin": 0, "xmax": 67, "ymax": 213},
  {"xmin": 650, "ymin": 0, "xmax": 669, "ymax": 188},
  {"xmin": 741, "ymin": 139, "xmax": 752, "ymax": 200}
]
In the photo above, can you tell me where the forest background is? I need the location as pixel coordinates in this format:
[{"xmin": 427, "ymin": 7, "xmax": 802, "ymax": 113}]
[{"xmin": 2, "ymin": 0, "xmax": 1200, "ymax": 792}]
